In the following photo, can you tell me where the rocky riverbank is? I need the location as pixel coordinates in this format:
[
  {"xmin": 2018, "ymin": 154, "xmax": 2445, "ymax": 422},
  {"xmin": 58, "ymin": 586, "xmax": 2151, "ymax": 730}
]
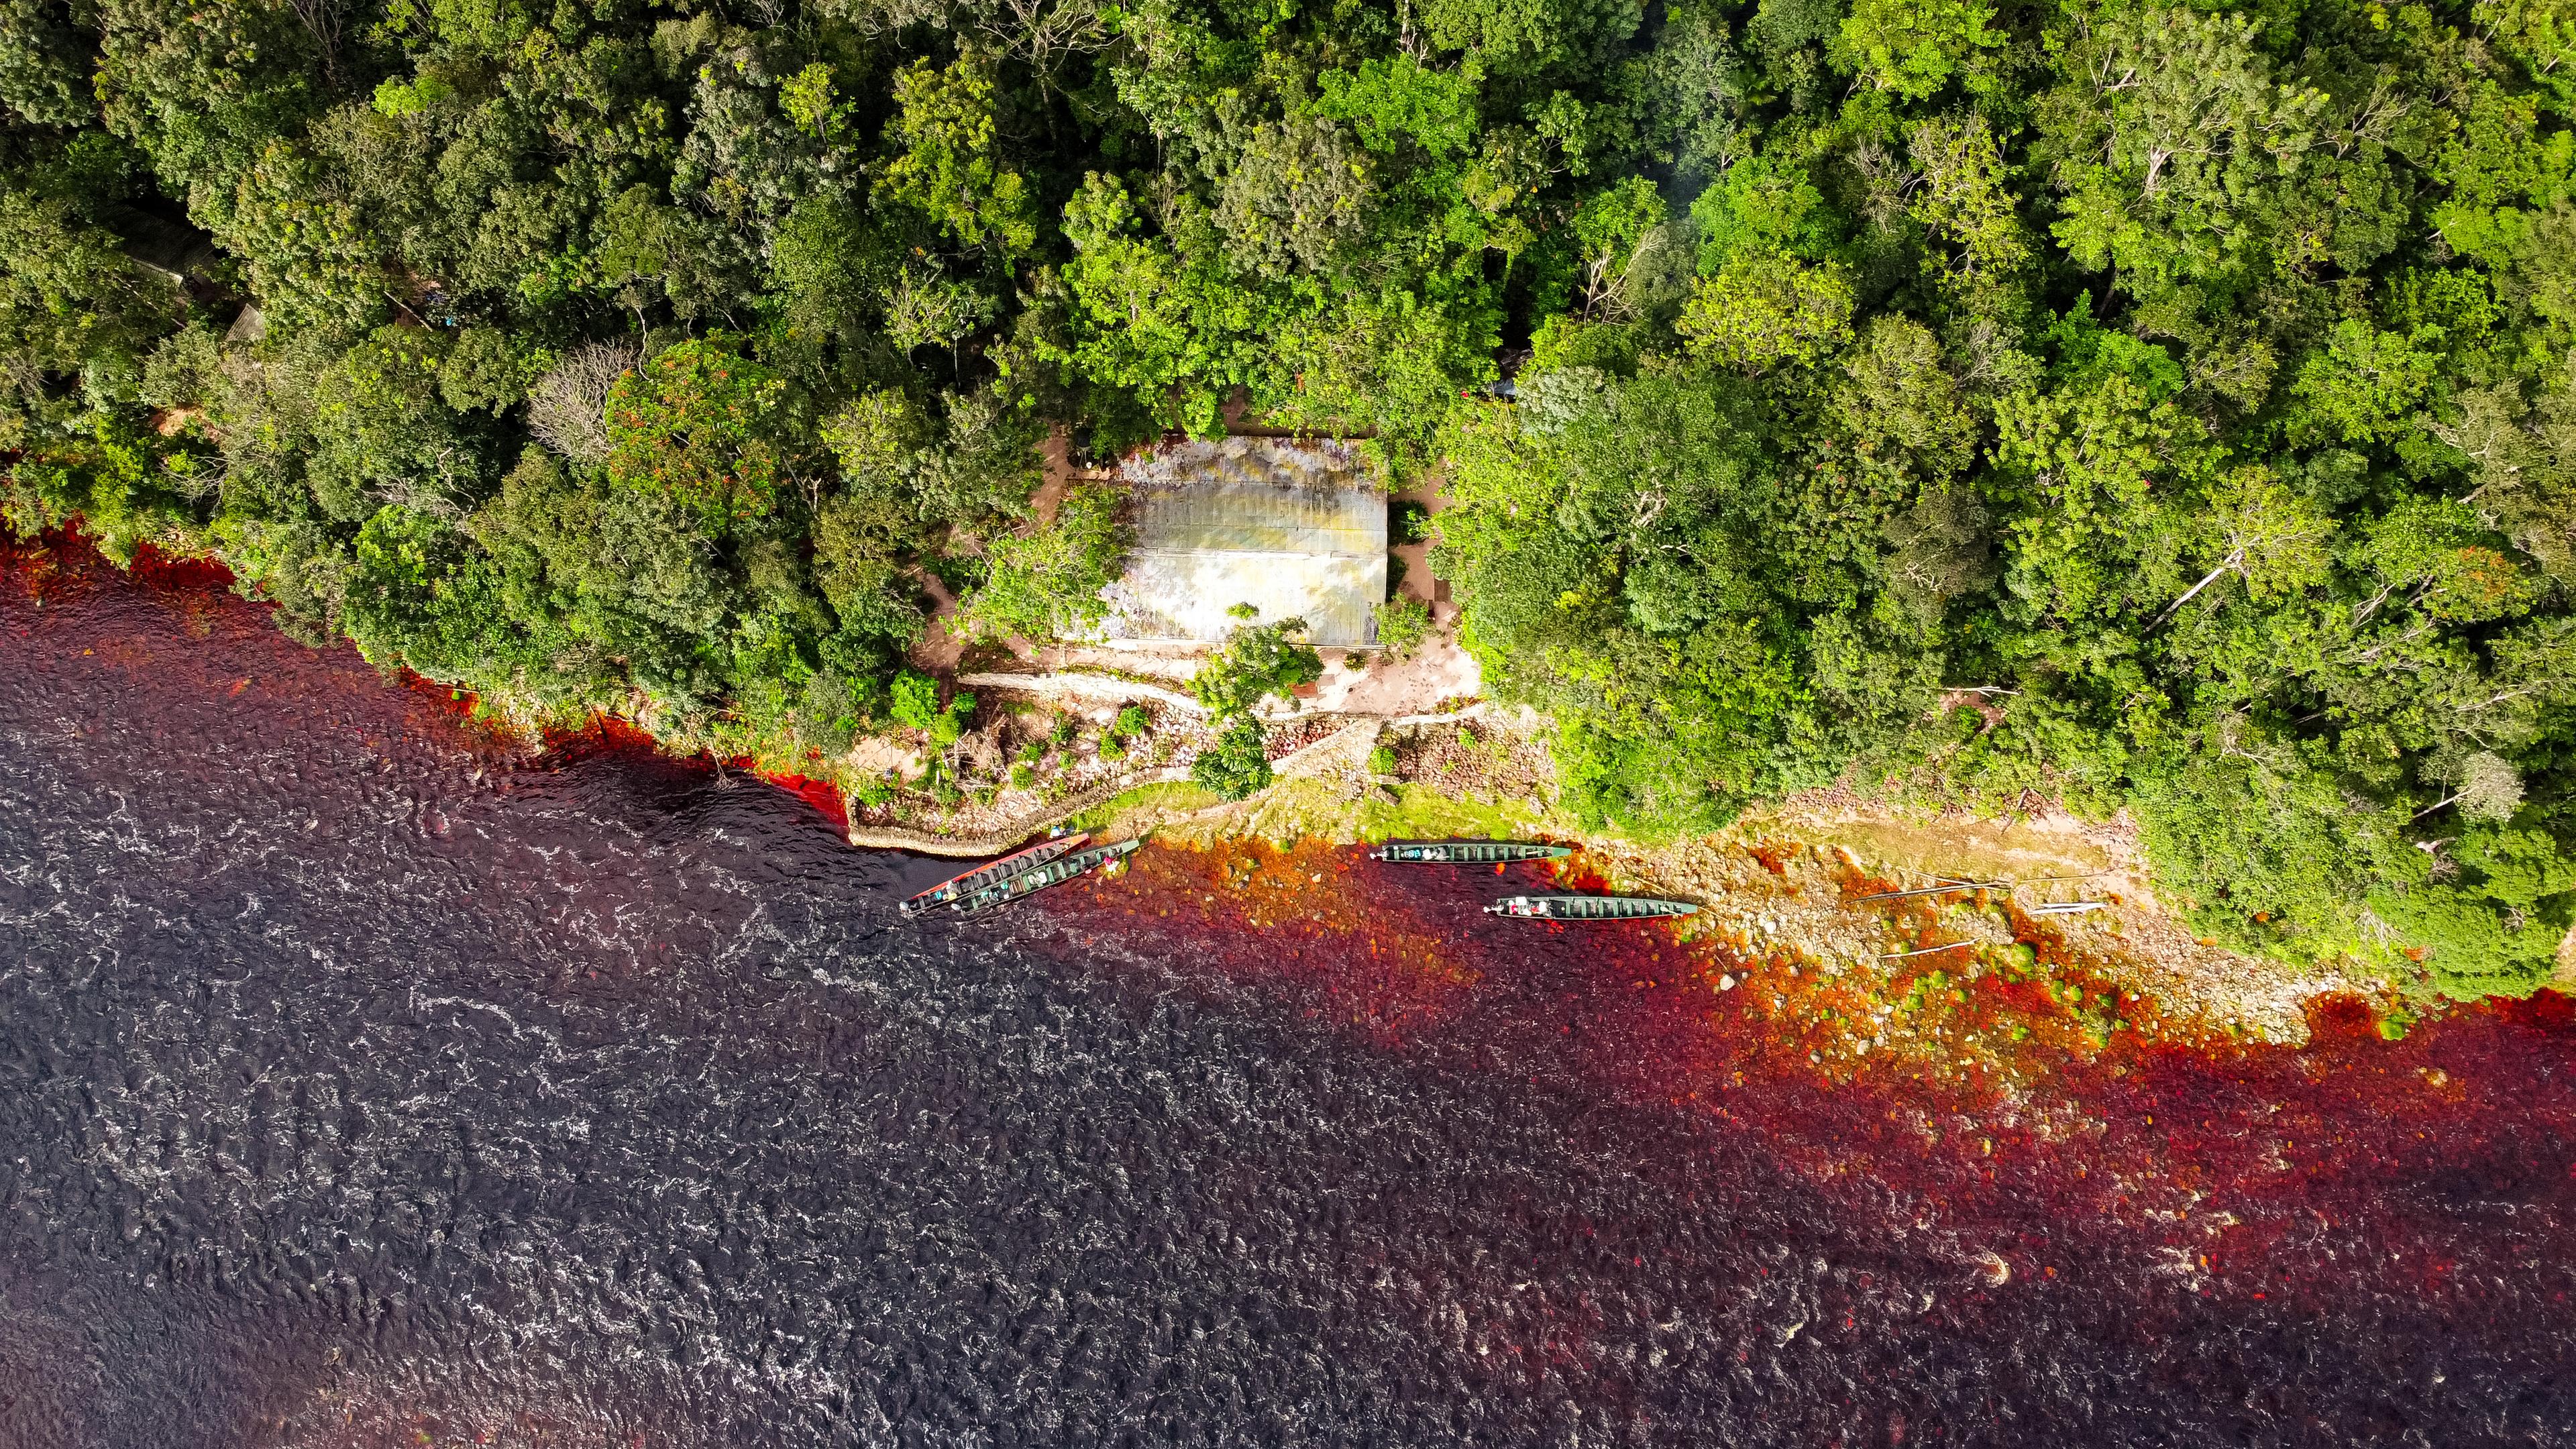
[{"xmin": 1048, "ymin": 708, "xmax": 2391, "ymax": 1052}]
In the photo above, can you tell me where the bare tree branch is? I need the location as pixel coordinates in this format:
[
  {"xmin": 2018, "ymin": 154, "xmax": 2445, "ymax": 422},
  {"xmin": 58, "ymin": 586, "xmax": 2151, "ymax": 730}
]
[
  {"xmin": 284, "ymin": 0, "xmax": 345, "ymax": 91},
  {"xmin": 2151, "ymin": 547, "xmax": 2244, "ymax": 629}
]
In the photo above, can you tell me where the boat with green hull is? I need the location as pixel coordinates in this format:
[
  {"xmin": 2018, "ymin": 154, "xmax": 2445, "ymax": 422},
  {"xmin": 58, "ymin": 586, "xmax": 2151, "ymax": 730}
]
[
  {"xmin": 951, "ymin": 838, "xmax": 1142, "ymax": 916},
  {"xmin": 1484, "ymin": 894, "xmax": 1699, "ymax": 922},
  {"xmin": 900, "ymin": 833, "xmax": 1089, "ymax": 917},
  {"xmin": 1368, "ymin": 840, "xmax": 1573, "ymax": 865}
]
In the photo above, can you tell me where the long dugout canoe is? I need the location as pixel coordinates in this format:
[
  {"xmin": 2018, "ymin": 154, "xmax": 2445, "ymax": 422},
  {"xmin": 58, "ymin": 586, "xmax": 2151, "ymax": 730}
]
[
  {"xmin": 952, "ymin": 838, "xmax": 1143, "ymax": 917},
  {"xmin": 1483, "ymin": 894, "xmax": 1700, "ymax": 922},
  {"xmin": 900, "ymin": 833, "xmax": 1090, "ymax": 916},
  {"xmin": 1368, "ymin": 841, "xmax": 1574, "ymax": 865}
]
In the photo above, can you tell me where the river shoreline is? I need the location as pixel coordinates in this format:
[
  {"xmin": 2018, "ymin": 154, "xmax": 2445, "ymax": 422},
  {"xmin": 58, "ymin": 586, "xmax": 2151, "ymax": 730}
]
[
  {"xmin": 1031, "ymin": 712, "xmax": 2392, "ymax": 1051},
  {"xmin": 2, "ymin": 525, "xmax": 2420, "ymax": 1050},
  {"xmin": 15, "ymin": 520, "xmax": 2576, "ymax": 1448}
]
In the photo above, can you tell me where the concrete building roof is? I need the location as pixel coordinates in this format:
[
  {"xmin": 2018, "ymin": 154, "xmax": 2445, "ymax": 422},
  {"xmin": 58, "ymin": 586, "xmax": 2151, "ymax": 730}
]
[{"xmin": 1095, "ymin": 439, "xmax": 1388, "ymax": 649}]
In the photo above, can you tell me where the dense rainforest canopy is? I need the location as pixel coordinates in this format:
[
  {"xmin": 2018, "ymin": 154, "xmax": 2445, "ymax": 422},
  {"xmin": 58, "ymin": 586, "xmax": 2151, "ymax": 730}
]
[{"xmin": 4, "ymin": 0, "xmax": 2575, "ymax": 995}]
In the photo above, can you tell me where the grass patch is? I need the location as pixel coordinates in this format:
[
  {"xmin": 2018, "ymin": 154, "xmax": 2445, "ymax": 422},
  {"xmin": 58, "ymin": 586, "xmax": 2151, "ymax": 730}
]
[
  {"xmin": 1158, "ymin": 778, "xmax": 1566, "ymax": 850},
  {"xmin": 1355, "ymin": 784, "xmax": 1558, "ymax": 844},
  {"xmin": 1067, "ymin": 781, "xmax": 1222, "ymax": 835}
]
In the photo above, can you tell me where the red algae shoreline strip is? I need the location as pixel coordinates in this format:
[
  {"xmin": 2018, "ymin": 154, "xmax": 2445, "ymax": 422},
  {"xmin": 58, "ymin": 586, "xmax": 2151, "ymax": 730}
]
[
  {"xmin": 19, "ymin": 531, "xmax": 877, "ymax": 833},
  {"xmin": 1055, "ymin": 835, "xmax": 2212, "ymax": 1091},
  {"xmin": 0, "ymin": 527, "xmax": 2490, "ymax": 1065},
  {"xmin": 23, "ymin": 529, "xmax": 2576, "ymax": 1330},
  {"xmin": 1027, "ymin": 835, "xmax": 2576, "ymax": 1313},
  {"xmin": 12, "ymin": 529, "xmax": 2381, "ymax": 1051}
]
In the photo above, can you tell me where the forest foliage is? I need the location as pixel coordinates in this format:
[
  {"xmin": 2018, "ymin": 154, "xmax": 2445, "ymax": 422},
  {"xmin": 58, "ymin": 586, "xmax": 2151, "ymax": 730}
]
[{"xmin": 4, "ymin": 0, "xmax": 2575, "ymax": 995}]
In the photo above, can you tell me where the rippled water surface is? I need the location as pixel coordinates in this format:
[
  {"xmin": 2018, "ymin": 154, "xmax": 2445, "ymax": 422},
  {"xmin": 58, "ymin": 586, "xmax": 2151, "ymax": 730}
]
[{"xmin": 7, "ymin": 535, "xmax": 2576, "ymax": 1448}]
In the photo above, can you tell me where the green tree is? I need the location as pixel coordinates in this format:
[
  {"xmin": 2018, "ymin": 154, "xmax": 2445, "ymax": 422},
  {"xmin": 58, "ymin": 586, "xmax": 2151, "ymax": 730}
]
[
  {"xmin": 2041, "ymin": 9, "xmax": 2326, "ymax": 298},
  {"xmin": 1191, "ymin": 716, "xmax": 1275, "ymax": 800},
  {"xmin": 1376, "ymin": 595, "xmax": 1434, "ymax": 658},
  {"xmin": 876, "ymin": 55, "xmax": 1038, "ymax": 258},
  {"xmin": 604, "ymin": 339, "xmax": 796, "ymax": 530},
  {"xmin": 0, "ymin": 178, "xmax": 182, "ymax": 441},
  {"xmin": 958, "ymin": 483, "xmax": 1130, "ymax": 642},
  {"xmin": 1190, "ymin": 609, "xmax": 1326, "ymax": 717},
  {"xmin": 1677, "ymin": 257, "xmax": 1854, "ymax": 374},
  {"xmin": 1832, "ymin": 0, "xmax": 2003, "ymax": 101}
]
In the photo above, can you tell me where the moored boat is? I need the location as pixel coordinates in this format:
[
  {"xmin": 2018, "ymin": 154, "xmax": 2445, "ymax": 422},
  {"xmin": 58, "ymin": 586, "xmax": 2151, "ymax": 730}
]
[
  {"xmin": 951, "ymin": 838, "xmax": 1142, "ymax": 916},
  {"xmin": 1367, "ymin": 840, "xmax": 1574, "ymax": 865},
  {"xmin": 900, "ymin": 833, "xmax": 1089, "ymax": 916},
  {"xmin": 1483, "ymin": 894, "xmax": 1699, "ymax": 921}
]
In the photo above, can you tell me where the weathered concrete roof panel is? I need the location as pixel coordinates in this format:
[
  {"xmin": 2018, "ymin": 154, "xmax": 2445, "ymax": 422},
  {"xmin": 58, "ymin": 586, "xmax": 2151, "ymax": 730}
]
[
  {"xmin": 1109, "ymin": 549, "xmax": 1389, "ymax": 647},
  {"xmin": 1130, "ymin": 481, "xmax": 1385, "ymax": 557},
  {"xmin": 1097, "ymin": 439, "xmax": 1388, "ymax": 648}
]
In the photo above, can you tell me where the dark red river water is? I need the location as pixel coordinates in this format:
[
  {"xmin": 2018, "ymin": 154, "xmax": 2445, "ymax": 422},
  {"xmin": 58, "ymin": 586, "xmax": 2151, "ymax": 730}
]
[{"xmin": 5, "ymin": 532, "xmax": 2575, "ymax": 1448}]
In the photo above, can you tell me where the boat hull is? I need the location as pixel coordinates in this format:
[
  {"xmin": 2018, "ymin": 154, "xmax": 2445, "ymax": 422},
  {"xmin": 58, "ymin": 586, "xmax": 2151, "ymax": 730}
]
[
  {"xmin": 901, "ymin": 833, "xmax": 1089, "ymax": 916},
  {"xmin": 1484, "ymin": 894, "xmax": 1699, "ymax": 921},
  {"xmin": 952, "ymin": 838, "xmax": 1142, "ymax": 916},
  {"xmin": 1368, "ymin": 840, "xmax": 1574, "ymax": 865}
]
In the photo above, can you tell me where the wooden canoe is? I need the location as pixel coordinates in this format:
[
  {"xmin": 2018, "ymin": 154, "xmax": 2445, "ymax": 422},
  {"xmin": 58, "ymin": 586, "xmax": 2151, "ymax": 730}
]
[
  {"xmin": 900, "ymin": 833, "xmax": 1089, "ymax": 916},
  {"xmin": 951, "ymin": 838, "xmax": 1142, "ymax": 916},
  {"xmin": 1483, "ymin": 894, "xmax": 1700, "ymax": 922},
  {"xmin": 1368, "ymin": 840, "xmax": 1574, "ymax": 865}
]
